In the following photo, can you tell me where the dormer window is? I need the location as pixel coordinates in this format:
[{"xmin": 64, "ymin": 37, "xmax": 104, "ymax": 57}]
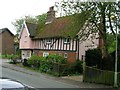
[
  {"xmin": 46, "ymin": 39, "xmax": 52, "ymax": 44},
  {"xmin": 64, "ymin": 38, "xmax": 70, "ymax": 44}
]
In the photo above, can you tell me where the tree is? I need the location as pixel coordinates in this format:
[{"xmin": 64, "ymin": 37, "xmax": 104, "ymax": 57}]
[
  {"xmin": 12, "ymin": 14, "xmax": 47, "ymax": 35},
  {"xmin": 107, "ymin": 33, "xmax": 116, "ymax": 53},
  {"xmin": 55, "ymin": 1, "xmax": 119, "ymax": 58},
  {"xmin": 36, "ymin": 13, "xmax": 47, "ymax": 24}
]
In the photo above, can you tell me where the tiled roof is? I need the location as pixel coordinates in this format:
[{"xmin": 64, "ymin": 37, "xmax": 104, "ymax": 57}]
[
  {"xmin": 0, "ymin": 28, "xmax": 14, "ymax": 36},
  {"xmin": 25, "ymin": 22, "xmax": 38, "ymax": 37},
  {"xmin": 26, "ymin": 11, "xmax": 90, "ymax": 39}
]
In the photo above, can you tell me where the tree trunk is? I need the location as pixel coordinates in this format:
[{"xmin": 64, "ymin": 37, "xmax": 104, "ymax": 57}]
[{"xmin": 101, "ymin": 5, "xmax": 108, "ymax": 58}]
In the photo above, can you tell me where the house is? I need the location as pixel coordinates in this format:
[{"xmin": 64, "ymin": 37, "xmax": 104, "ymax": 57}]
[
  {"xmin": 19, "ymin": 6, "xmax": 100, "ymax": 63},
  {"xmin": 0, "ymin": 28, "xmax": 15, "ymax": 55}
]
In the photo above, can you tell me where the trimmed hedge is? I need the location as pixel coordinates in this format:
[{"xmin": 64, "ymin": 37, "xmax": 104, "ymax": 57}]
[{"xmin": 85, "ymin": 48, "xmax": 102, "ymax": 68}]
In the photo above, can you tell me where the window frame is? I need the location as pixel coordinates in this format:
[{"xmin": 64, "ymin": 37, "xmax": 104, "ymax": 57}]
[
  {"xmin": 64, "ymin": 38, "xmax": 70, "ymax": 44},
  {"xmin": 43, "ymin": 52, "xmax": 49, "ymax": 57}
]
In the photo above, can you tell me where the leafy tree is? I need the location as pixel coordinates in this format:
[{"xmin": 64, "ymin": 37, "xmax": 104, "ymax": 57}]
[
  {"xmin": 12, "ymin": 14, "xmax": 47, "ymax": 35},
  {"xmin": 36, "ymin": 13, "xmax": 47, "ymax": 24},
  {"xmin": 106, "ymin": 33, "xmax": 116, "ymax": 53},
  {"xmin": 12, "ymin": 15, "xmax": 37, "ymax": 34},
  {"xmin": 55, "ymin": 1, "xmax": 120, "ymax": 58}
]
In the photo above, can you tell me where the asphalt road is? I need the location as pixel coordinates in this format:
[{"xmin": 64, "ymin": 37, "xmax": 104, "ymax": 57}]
[{"xmin": 2, "ymin": 66, "xmax": 78, "ymax": 88}]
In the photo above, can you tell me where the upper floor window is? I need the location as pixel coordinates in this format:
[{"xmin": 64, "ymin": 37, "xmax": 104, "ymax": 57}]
[
  {"xmin": 46, "ymin": 39, "xmax": 52, "ymax": 44},
  {"xmin": 64, "ymin": 38, "xmax": 70, "ymax": 44}
]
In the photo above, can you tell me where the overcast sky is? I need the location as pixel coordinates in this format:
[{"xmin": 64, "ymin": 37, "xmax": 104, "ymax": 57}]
[{"xmin": 0, "ymin": 0, "xmax": 61, "ymax": 34}]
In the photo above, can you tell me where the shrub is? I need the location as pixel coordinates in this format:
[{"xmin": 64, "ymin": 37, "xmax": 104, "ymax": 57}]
[
  {"xmin": 5, "ymin": 55, "xmax": 19, "ymax": 64},
  {"xmin": 39, "ymin": 60, "xmax": 53, "ymax": 73},
  {"xmin": 46, "ymin": 54, "xmax": 67, "ymax": 64},
  {"xmin": 101, "ymin": 51, "xmax": 120, "ymax": 71},
  {"xmin": 62, "ymin": 60, "xmax": 83, "ymax": 75},
  {"xmin": 22, "ymin": 59, "xmax": 30, "ymax": 66},
  {"xmin": 39, "ymin": 54, "xmax": 67, "ymax": 73},
  {"xmin": 27, "ymin": 55, "xmax": 45, "ymax": 68},
  {"xmin": 85, "ymin": 48, "xmax": 102, "ymax": 68}
]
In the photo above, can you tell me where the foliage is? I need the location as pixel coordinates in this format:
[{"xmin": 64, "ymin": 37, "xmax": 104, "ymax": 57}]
[
  {"xmin": 106, "ymin": 33, "xmax": 116, "ymax": 53},
  {"xmin": 0, "ymin": 54, "xmax": 20, "ymax": 64},
  {"xmin": 27, "ymin": 55, "xmax": 45, "ymax": 68},
  {"xmin": 101, "ymin": 50, "xmax": 120, "ymax": 72},
  {"xmin": 12, "ymin": 15, "xmax": 37, "ymax": 34},
  {"xmin": 46, "ymin": 54, "xmax": 67, "ymax": 64},
  {"xmin": 85, "ymin": 48, "xmax": 102, "ymax": 68},
  {"xmin": 63, "ymin": 60, "xmax": 83, "ymax": 75},
  {"xmin": 12, "ymin": 14, "xmax": 47, "ymax": 35},
  {"xmin": 25, "ymin": 54, "xmax": 83, "ymax": 76},
  {"xmin": 36, "ymin": 13, "xmax": 47, "ymax": 24},
  {"xmin": 55, "ymin": 1, "xmax": 119, "ymax": 58},
  {"xmin": 40, "ymin": 54, "xmax": 67, "ymax": 73},
  {"xmin": 39, "ymin": 60, "xmax": 53, "ymax": 73},
  {"xmin": 0, "ymin": 54, "xmax": 19, "ymax": 59}
]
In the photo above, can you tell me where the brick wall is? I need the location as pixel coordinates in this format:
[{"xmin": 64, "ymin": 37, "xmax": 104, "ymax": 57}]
[
  {"xmin": 34, "ymin": 50, "xmax": 76, "ymax": 63},
  {"xmin": 1, "ymin": 31, "xmax": 14, "ymax": 54}
]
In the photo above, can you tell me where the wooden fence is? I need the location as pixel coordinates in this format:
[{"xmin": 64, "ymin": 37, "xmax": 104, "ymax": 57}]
[{"xmin": 83, "ymin": 65, "xmax": 120, "ymax": 85}]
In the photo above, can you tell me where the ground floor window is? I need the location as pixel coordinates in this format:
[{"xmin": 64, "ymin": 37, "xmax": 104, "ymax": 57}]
[
  {"xmin": 43, "ymin": 52, "xmax": 49, "ymax": 57},
  {"xmin": 21, "ymin": 50, "xmax": 31, "ymax": 59},
  {"xmin": 64, "ymin": 53, "xmax": 68, "ymax": 58},
  {"xmin": 81, "ymin": 55, "xmax": 85, "ymax": 61}
]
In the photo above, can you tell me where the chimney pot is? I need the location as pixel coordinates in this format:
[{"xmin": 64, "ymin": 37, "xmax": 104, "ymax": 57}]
[
  {"xmin": 49, "ymin": 6, "xmax": 54, "ymax": 11},
  {"xmin": 46, "ymin": 6, "xmax": 55, "ymax": 24}
]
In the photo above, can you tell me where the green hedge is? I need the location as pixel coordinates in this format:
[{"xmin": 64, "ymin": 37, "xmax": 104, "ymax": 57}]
[
  {"xmin": 27, "ymin": 55, "xmax": 45, "ymax": 68},
  {"xmin": 0, "ymin": 54, "xmax": 19, "ymax": 59},
  {"xmin": 85, "ymin": 48, "xmax": 102, "ymax": 68},
  {"xmin": 26, "ymin": 54, "xmax": 83, "ymax": 76}
]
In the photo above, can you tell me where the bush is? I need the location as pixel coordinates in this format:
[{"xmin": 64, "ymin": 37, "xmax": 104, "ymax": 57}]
[
  {"xmin": 39, "ymin": 60, "xmax": 53, "ymax": 73},
  {"xmin": 46, "ymin": 54, "xmax": 67, "ymax": 64},
  {"xmin": 62, "ymin": 60, "xmax": 83, "ymax": 75},
  {"xmin": 85, "ymin": 48, "xmax": 102, "ymax": 68},
  {"xmin": 101, "ymin": 51, "xmax": 120, "ymax": 71},
  {"xmin": 25, "ymin": 54, "xmax": 83, "ymax": 76},
  {"xmin": 22, "ymin": 59, "xmax": 30, "ymax": 66},
  {"xmin": 40, "ymin": 54, "xmax": 66, "ymax": 73},
  {"xmin": 4, "ymin": 55, "xmax": 19, "ymax": 64},
  {"xmin": 27, "ymin": 55, "xmax": 45, "ymax": 68}
]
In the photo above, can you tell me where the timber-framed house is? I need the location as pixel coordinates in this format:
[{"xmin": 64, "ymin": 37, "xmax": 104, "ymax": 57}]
[{"xmin": 19, "ymin": 6, "xmax": 100, "ymax": 63}]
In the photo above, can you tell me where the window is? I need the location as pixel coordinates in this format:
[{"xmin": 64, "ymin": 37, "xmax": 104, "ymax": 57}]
[
  {"xmin": 46, "ymin": 39, "xmax": 52, "ymax": 44},
  {"xmin": 43, "ymin": 52, "xmax": 49, "ymax": 57},
  {"xmin": 25, "ymin": 36, "xmax": 27, "ymax": 38},
  {"xmin": 64, "ymin": 38, "xmax": 70, "ymax": 44},
  {"xmin": 81, "ymin": 55, "xmax": 85, "ymax": 61},
  {"xmin": 64, "ymin": 53, "xmax": 68, "ymax": 58},
  {"xmin": 26, "ymin": 51, "xmax": 31, "ymax": 58},
  {"xmin": 59, "ymin": 53, "xmax": 62, "ymax": 56}
]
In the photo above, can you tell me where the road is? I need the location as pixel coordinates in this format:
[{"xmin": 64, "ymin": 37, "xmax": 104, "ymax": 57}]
[
  {"xmin": 2, "ymin": 66, "xmax": 78, "ymax": 88},
  {"xmin": 0, "ymin": 59, "xmax": 113, "ymax": 88}
]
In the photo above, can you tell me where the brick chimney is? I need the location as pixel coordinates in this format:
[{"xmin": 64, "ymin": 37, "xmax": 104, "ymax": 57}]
[{"xmin": 45, "ymin": 6, "xmax": 55, "ymax": 24}]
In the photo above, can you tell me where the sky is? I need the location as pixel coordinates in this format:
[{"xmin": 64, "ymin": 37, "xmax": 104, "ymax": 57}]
[{"xmin": 0, "ymin": 0, "xmax": 61, "ymax": 35}]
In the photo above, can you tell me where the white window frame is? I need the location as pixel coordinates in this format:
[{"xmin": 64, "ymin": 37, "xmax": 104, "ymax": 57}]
[
  {"xmin": 64, "ymin": 38, "xmax": 70, "ymax": 44},
  {"xmin": 64, "ymin": 53, "xmax": 68, "ymax": 58},
  {"xmin": 46, "ymin": 39, "xmax": 52, "ymax": 44},
  {"xmin": 43, "ymin": 52, "xmax": 49, "ymax": 57}
]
